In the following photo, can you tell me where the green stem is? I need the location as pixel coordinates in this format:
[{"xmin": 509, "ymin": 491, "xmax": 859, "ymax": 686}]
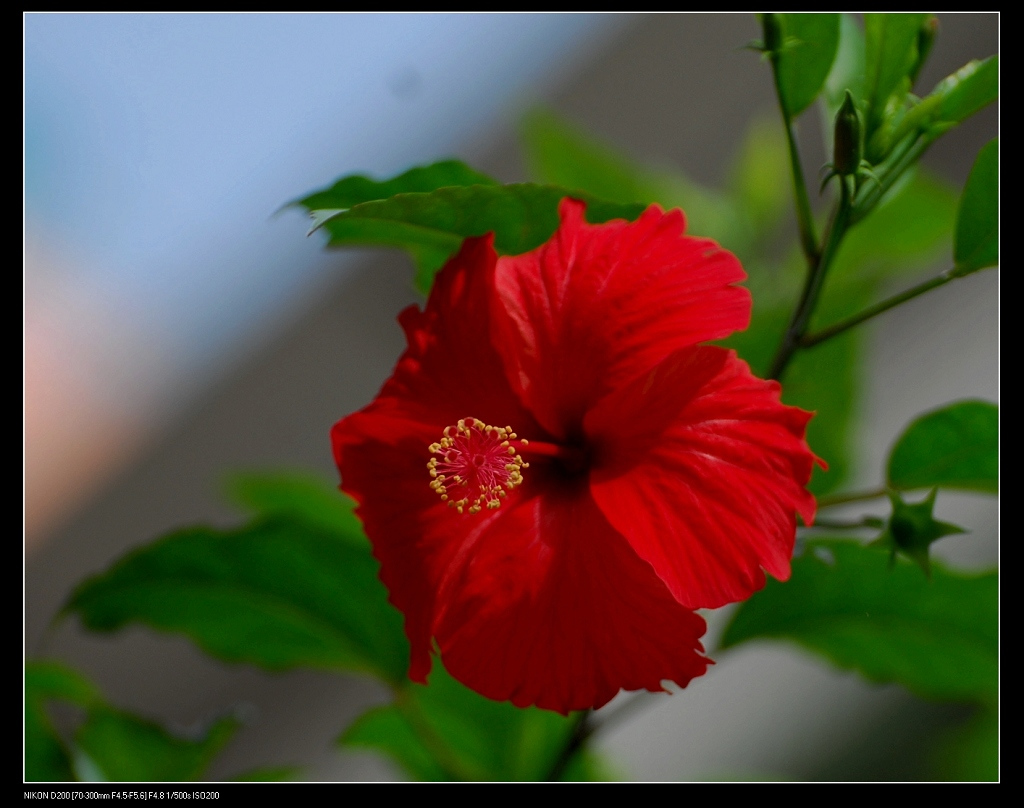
[
  {"xmin": 816, "ymin": 487, "xmax": 888, "ymax": 509},
  {"xmin": 851, "ymin": 135, "xmax": 931, "ymax": 225},
  {"xmin": 811, "ymin": 516, "xmax": 885, "ymax": 530},
  {"xmin": 545, "ymin": 709, "xmax": 593, "ymax": 781},
  {"xmin": 392, "ymin": 685, "xmax": 474, "ymax": 781},
  {"xmin": 768, "ymin": 179, "xmax": 852, "ymax": 381},
  {"xmin": 799, "ymin": 267, "xmax": 963, "ymax": 349},
  {"xmin": 771, "ymin": 60, "xmax": 819, "ymax": 267}
]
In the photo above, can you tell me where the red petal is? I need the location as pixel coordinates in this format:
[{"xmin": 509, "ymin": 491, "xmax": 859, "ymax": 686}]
[
  {"xmin": 375, "ymin": 233, "xmax": 542, "ymax": 434},
  {"xmin": 331, "ymin": 411, "xmax": 446, "ymax": 682},
  {"xmin": 492, "ymin": 199, "xmax": 750, "ymax": 439},
  {"xmin": 332, "ymin": 236, "xmax": 544, "ymax": 678},
  {"xmin": 587, "ymin": 346, "xmax": 818, "ymax": 610},
  {"xmin": 433, "ymin": 480, "xmax": 711, "ymax": 714}
]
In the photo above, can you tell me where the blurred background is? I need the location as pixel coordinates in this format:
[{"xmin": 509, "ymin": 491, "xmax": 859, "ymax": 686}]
[{"xmin": 25, "ymin": 13, "xmax": 998, "ymax": 780}]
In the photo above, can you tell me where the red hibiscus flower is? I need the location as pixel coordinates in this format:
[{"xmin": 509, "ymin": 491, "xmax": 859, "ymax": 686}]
[{"xmin": 332, "ymin": 199, "xmax": 819, "ymax": 714}]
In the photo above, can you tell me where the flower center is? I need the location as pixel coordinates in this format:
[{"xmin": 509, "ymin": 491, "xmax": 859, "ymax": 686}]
[{"xmin": 427, "ymin": 417, "xmax": 528, "ymax": 514}]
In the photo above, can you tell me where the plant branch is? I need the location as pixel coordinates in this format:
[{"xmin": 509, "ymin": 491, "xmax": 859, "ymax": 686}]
[
  {"xmin": 770, "ymin": 63, "xmax": 819, "ymax": 267},
  {"xmin": 545, "ymin": 709, "xmax": 593, "ymax": 781},
  {"xmin": 851, "ymin": 135, "xmax": 931, "ymax": 225},
  {"xmin": 768, "ymin": 179, "xmax": 852, "ymax": 381},
  {"xmin": 799, "ymin": 266, "xmax": 968, "ymax": 349},
  {"xmin": 816, "ymin": 487, "xmax": 889, "ymax": 509}
]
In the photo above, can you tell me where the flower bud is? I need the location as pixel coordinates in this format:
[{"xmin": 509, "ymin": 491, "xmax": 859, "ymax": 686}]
[
  {"xmin": 908, "ymin": 15, "xmax": 939, "ymax": 87},
  {"xmin": 832, "ymin": 90, "xmax": 863, "ymax": 177}
]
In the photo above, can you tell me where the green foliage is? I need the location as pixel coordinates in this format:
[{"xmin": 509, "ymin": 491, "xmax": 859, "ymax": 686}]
[
  {"xmin": 888, "ymin": 400, "xmax": 999, "ymax": 493},
  {"xmin": 227, "ymin": 470, "xmax": 365, "ymax": 542},
  {"xmin": 955, "ymin": 139, "xmax": 999, "ymax": 274},
  {"xmin": 25, "ymin": 661, "xmax": 101, "ymax": 782},
  {"xmin": 231, "ymin": 765, "xmax": 302, "ymax": 781},
  {"xmin": 727, "ymin": 116, "xmax": 791, "ymax": 243},
  {"xmin": 872, "ymin": 489, "xmax": 965, "ymax": 575},
  {"xmin": 929, "ymin": 56, "xmax": 999, "ymax": 132},
  {"xmin": 26, "ymin": 660, "xmax": 238, "ymax": 783},
  {"xmin": 894, "ymin": 56, "xmax": 999, "ymax": 149},
  {"xmin": 292, "ymin": 159, "xmax": 497, "ymax": 211},
  {"xmin": 863, "ymin": 13, "xmax": 930, "ymax": 157},
  {"xmin": 341, "ymin": 663, "xmax": 604, "ymax": 781},
  {"xmin": 65, "ymin": 490, "xmax": 409, "ymax": 684},
  {"xmin": 520, "ymin": 109, "xmax": 737, "ymax": 245},
  {"xmin": 300, "ymin": 178, "xmax": 645, "ymax": 293},
  {"xmin": 75, "ymin": 708, "xmax": 238, "ymax": 782},
  {"xmin": 722, "ymin": 540, "xmax": 997, "ymax": 706},
  {"xmin": 771, "ymin": 13, "xmax": 841, "ymax": 118},
  {"xmin": 829, "ymin": 169, "xmax": 956, "ymax": 286},
  {"xmin": 931, "ymin": 708, "xmax": 998, "ymax": 781},
  {"xmin": 824, "ymin": 14, "xmax": 866, "ymax": 121}
]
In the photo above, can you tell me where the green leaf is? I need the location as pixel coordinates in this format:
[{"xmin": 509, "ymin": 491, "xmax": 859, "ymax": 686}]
[
  {"xmin": 888, "ymin": 400, "xmax": 999, "ymax": 494},
  {"xmin": 727, "ymin": 116, "xmax": 790, "ymax": 239},
  {"xmin": 931, "ymin": 708, "xmax": 998, "ymax": 781},
  {"xmin": 291, "ymin": 159, "xmax": 497, "ymax": 212},
  {"xmin": 721, "ymin": 540, "xmax": 997, "ymax": 706},
  {"xmin": 66, "ymin": 514, "xmax": 409, "ymax": 685},
  {"xmin": 780, "ymin": 312, "xmax": 862, "ymax": 496},
  {"xmin": 906, "ymin": 56, "xmax": 1000, "ymax": 139},
  {"xmin": 863, "ymin": 14, "xmax": 930, "ymax": 141},
  {"xmin": 830, "ymin": 169, "xmax": 956, "ymax": 286},
  {"xmin": 226, "ymin": 471, "xmax": 364, "ymax": 543},
  {"xmin": 774, "ymin": 13, "xmax": 841, "ymax": 117},
  {"xmin": 872, "ymin": 489, "xmax": 966, "ymax": 575},
  {"xmin": 308, "ymin": 183, "xmax": 647, "ymax": 293},
  {"xmin": 25, "ymin": 661, "xmax": 102, "ymax": 782},
  {"xmin": 230, "ymin": 765, "xmax": 302, "ymax": 781},
  {"xmin": 823, "ymin": 13, "xmax": 866, "ymax": 122},
  {"xmin": 932, "ymin": 56, "xmax": 998, "ymax": 130},
  {"xmin": 955, "ymin": 139, "xmax": 999, "ymax": 274},
  {"xmin": 76, "ymin": 708, "xmax": 237, "ymax": 782},
  {"xmin": 341, "ymin": 663, "xmax": 583, "ymax": 781},
  {"xmin": 519, "ymin": 109, "xmax": 738, "ymax": 247}
]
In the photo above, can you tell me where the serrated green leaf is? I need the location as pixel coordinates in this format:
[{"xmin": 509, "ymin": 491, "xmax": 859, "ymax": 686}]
[
  {"xmin": 519, "ymin": 109, "xmax": 736, "ymax": 246},
  {"xmin": 226, "ymin": 471, "xmax": 363, "ymax": 543},
  {"xmin": 774, "ymin": 13, "xmax": 841, "ymax": 117},
  {"xmin": 863, "ymin": 14, "xmax": 930, "ymax": 141},
  {"xmin": 888, "ymin": 400, "xmax": 998, "ymax": 494},
  {"xmin": 955, "ymin": 139, "xmax": 999, "ymax": 274},
  {"xmin": 340, "ymin": 663, "xmax": 582, "ymax": 781},
  {"xmin": 292, "ymin": 159, "xmax": 497, "ymax": 212},
  {"xmin": 25, "ymin": 661, "xmax": 102, "ymax": 782},
  {"xmin": 721, "ymin": 540, "xmax": 997, "ymax": 706},
  {"xmin": 309, "ymin": 184, "xmax": 646, "ymax": 294},
  {"xmin": 76, "ymin": 708, "xmax": 237, "ymax": 782},
  {"xmin": 66, "ymin": 515, "xmax": 409, "ymax": 684}
]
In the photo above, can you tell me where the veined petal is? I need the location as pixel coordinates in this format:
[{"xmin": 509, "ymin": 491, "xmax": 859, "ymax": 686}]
[
  {"xmin": 331, "ymin": 411, "xmax": 448, "ymax": 681},
  {"xmin": 379, "ymin": 233, "xmax": 541, "ymax": 434},
  {"xmin": 433, "ymin": 478, "xmax": 711, "ymax": 714},
  {"xmin": 492, "ymin": 199, "xmax": 750, "ymax": 439},
  {"xmin": 332, "ymin": 236, "xmax": 544, "ymax": 678},
  {"xmin": 587, "ymin": 346, "xmax": 819, "ymax": 610}
]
